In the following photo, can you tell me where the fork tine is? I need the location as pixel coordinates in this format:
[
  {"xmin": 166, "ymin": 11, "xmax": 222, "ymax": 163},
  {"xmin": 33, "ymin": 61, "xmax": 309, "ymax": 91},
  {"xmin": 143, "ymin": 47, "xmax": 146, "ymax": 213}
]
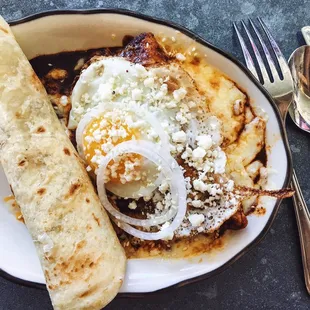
[
  {"xmin": 240, "ymin": 20, "xmax": 270, "ymax": 84},
  {"xmin": 233, "ymin": 22, "xmax": 259, "ymax": 81},
  {"xmin": 249, "ymin": 18, "xmax": 280, "ymax": 81},
  {"xmin": 257, "ymin": 17, "xmax": 288, "ymax": 76}
]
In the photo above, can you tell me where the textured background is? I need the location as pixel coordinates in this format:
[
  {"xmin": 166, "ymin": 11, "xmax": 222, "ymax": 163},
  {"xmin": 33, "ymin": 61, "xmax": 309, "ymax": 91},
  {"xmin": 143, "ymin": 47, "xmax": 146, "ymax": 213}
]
[{"xmin": 1, "ymin": 0, "xmax": 310, "ymax": 309}]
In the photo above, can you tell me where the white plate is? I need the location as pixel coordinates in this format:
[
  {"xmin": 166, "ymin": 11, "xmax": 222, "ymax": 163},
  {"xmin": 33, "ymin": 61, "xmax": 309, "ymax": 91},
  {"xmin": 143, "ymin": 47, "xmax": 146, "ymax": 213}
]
[{"xmin": 0, "ymin": 9, "xmax": 292, "ymax": 293}]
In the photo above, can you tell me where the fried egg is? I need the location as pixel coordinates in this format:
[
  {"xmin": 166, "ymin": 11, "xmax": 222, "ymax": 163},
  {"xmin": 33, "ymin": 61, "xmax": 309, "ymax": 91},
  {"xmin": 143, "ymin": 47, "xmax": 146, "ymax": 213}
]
[{"xmin": 69, "ymin": 57, "xmax": 202, "ymax": 130}]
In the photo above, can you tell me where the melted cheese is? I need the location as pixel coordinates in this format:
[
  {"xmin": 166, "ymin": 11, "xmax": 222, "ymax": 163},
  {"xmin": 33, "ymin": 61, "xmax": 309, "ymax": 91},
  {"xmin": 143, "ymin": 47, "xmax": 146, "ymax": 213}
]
[{"xmin": 184, "ymin": 63, "xmax": 246, "ymax": 145}]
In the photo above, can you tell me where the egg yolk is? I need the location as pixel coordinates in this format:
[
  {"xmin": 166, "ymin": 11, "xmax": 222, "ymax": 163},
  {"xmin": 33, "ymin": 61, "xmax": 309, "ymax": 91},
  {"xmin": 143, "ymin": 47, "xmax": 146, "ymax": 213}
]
[{"xmin": 83, "ymin": 116, "xmax": 142, "ymax": 184}]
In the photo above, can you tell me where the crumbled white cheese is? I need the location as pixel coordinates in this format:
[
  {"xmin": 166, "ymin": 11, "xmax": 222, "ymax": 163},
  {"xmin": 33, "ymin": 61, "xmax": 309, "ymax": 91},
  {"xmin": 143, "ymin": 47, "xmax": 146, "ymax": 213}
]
[
  {"xmin": 96, "ymin": 83, "xmax": 113, "ymax": 101},
  {"xmin": 230, "ymin": 197, "xmax": 238, "ymax": 206},
  {"xmin": 154, "ymin": 90, "xmax": 165, "ymax": 100},
  {"xmin": 156, "ymin": 201, "xmax": 164, "ymax": 210},
  {"xmin": 172, "ymin": 130, "xmax": 187, "ymax": 143},
  {"xmin": 165, "ymin": 101, "xmax": 177, "ymax": 109},
  {"xmin": 74, "ymin": 58, "xmax": 85, "ymax": 71},
  {"xmin": 144, "ymin": 77, "xmax": 155, "ymax": 88},
  {"xmin": 159, "ymin": 181, "xmax": 169, "ymax": 193},
  {"xmin": 131, "ymin": 88, "xmax": 143, "ymax": 100},
  {"xmin": 59, "ymin": 95, "xmax": 68, "ymax": 106},
  {"xmin": 196, "ymin": 135, "xmax": 212, "ymax": 150},
  {"xmin": 191, "ymin": 200, "xmax": 203, "ymax": 208},
  {"xmin": 176, "ymin": 144, "xmax": 184, "ymax": 153},
  {"xmin": 160, "ymin": 221, "xmax": 174, "ymax": 240},
  {"xmin": 128, "ymin": 201, "xmax": 138, "ymax": 210},
  {"xmin": 193, "ymin": 179, "xmax": 208, "ymax": 192},
  {"xmin": 226, "ymin": 180, "xmax": 234, "ymax": 192},
  {"xmin": 188, "ymin": 214, "xmax": 205, "ymax": 227},
  {"xmin": 176, "ymin": 53, "xmax": 186, "ymax": 61},
  {"xmin": 197, "ymin": 227, "xmax": 204, "ymax": 233},
  {"xmin": 160, "ymin": 83, "xmax": 168, "ymax": 93},
  {"xmin": 176, "ymin": 111, "xmax": 188, "ymax": 124},
  {"xmin": 213, "ymin": 149, "xmax": 227, "ymax": 174},
  {"xmin": 192, "ymin": 147, "xmax": 207, "ymax": 160},
  {"xmin": 173, "ymin": 88, "xmax": 187, "ymax": 102},
  {"xmin": 100, "ymin": 119, "xmax": 108, "ymax": 128}
]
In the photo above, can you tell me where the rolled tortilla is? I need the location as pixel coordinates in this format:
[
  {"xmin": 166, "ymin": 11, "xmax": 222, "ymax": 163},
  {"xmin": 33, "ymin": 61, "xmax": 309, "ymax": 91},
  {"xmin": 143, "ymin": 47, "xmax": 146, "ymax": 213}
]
[{"xmin": 0, "ymin": 17, "xmax": 126, "ymax": 310}]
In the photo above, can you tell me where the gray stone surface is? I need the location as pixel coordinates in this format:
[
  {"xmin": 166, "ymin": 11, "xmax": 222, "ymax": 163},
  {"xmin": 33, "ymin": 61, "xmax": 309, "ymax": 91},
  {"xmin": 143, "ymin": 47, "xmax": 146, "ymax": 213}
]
[{"xmin": 0, "ymin": 0, "xmax": 310, "ymax": 309}]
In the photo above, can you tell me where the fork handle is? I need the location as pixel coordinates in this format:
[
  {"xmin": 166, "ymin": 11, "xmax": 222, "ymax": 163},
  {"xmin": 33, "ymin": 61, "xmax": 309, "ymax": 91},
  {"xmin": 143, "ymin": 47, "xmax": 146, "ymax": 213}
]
[{"xmin": 291, "ymin": 169, "xmax": 310, "ymax": 294}]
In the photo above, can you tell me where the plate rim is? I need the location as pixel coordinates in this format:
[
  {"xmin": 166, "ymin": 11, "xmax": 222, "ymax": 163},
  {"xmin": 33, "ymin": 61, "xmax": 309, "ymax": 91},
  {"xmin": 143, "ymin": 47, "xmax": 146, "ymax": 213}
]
[{"xmin": 3, "ymin": 8, "xmax": 293, "ymax": 294}]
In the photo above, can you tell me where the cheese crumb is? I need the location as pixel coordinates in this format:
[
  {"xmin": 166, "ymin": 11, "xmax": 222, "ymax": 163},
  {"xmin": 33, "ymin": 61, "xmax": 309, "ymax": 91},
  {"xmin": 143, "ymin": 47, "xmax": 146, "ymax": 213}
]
[
  {"xmin": 188, "ymin": 214, "xmax": 205, "ymax": 227},
  {"xmin": 144, "ymin": 77, "xmax": 155, "ymax": 88},
  {"xmin": 173, "ymin": 88, "xmax": 187, "ymax": 102},
  {"xmin": 196, "ymin": 135, "xmax": 212, "ymax": 150},
  {"xmin": 193, "ymin": 180, "xmax": 208, "ymax": 192},
  {"xmin": 192, "ymin": 147, "xmax": 207, "ymax": 160},
  {"xmin": 191, "ymin": 200, "xmax": 203, "ymax": 208},
  {"xmin": 132, "ymin": 89, "xmax": 143, "ymax": 100},
  {"xmin": 74, "ymin": 58, "xmax": 85, "ymax": 71},
  {"xmin": 128, "ymin": 201, "xmax": 138, "ymax": 210},
  {"xmin": 172, "ymin": 131, "xmax": 187, "ymax": 143},
  {"xmin": 60, "ymin": 95, "xmax": 68, "ymax": 106},
  {"xmin": 176, "ymin": 53, "xmax": 186, "ymax": 61},
  {"xmin": 226, "ymin": 180, "xmax": 234, "ymax": 192},
  {"xmin": 159, "ymin": 181, "xmax": 169, "ymax": 193}
]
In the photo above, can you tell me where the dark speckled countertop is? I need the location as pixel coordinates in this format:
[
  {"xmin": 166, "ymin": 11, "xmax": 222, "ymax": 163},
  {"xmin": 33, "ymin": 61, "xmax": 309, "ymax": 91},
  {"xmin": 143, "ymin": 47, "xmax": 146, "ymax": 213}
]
[{"xmin": 1, "ymin": 0, "xmax": 310, "ymax": 309}]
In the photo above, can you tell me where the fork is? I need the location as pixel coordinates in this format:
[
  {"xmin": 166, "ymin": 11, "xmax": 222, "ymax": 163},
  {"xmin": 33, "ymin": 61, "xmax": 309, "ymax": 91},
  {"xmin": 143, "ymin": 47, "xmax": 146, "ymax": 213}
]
[{"xmin": 234, "ymin": 17, "xmax": 310, "ymax": 294}]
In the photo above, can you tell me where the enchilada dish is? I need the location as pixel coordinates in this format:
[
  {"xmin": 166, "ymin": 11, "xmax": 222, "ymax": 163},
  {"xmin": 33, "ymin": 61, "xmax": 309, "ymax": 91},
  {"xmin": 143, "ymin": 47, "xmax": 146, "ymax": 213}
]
[{"xmin": 28, "ymin": 32, "xmax": 293, "ymax": 258}]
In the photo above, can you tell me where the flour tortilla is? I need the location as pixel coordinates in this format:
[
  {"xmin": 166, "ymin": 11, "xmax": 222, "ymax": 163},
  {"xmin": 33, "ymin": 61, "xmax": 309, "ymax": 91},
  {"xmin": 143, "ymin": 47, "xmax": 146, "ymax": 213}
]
[{"xmin": 0, "ymin": 16, "xmax": 126, "ymax": 310}]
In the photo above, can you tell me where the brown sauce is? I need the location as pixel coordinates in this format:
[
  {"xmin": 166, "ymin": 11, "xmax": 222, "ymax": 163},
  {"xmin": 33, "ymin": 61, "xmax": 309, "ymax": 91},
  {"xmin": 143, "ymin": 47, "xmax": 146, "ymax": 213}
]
[
  {"xmin": 254, "ymin": 143, "xmax": 267, "ymax": 167},
  {"xmin": 30, "ymin": 47, "xmax": 121, "ymax": 96}
]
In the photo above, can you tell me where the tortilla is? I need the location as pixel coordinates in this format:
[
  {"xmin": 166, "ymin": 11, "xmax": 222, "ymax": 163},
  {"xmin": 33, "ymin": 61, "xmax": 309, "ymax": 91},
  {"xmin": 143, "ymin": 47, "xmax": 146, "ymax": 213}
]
[{"xmin": 0, "ymin": 17, "xmax": 126, "ymax": 310}]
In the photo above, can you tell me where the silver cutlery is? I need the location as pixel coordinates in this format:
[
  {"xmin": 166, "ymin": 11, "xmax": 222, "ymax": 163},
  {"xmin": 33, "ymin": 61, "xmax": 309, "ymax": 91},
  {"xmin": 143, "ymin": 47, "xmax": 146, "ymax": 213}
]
[
  {"xmin": 234, "ymin": 17, "xmax": 310, "ymax": 294},
  {"xmin": 288, "ymin": 46, "xmax": 310, "ymax": 133},
  {"xmin": 302, "ymin": 26, "xmax": 310, "ymax": 45},
  {"xmin": 287, "ymin": 28, "xmax": 310, "ymax": 133}
]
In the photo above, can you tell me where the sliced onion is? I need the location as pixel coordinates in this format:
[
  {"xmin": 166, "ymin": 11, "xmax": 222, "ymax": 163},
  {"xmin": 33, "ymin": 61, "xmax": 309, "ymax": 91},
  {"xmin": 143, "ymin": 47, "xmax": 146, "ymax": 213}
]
[
  {"xmin": 97, "ymin": 140, "xmax": 187, "ymax": 240},
  {"xmin": 76, "ymin": 108, "xmax": 100, "ymax": 159}
]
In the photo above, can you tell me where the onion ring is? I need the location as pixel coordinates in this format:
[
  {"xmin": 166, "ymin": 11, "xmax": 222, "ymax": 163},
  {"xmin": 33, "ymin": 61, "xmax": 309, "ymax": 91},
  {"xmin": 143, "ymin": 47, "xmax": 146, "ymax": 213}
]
[{"xmin": 97, "ymin": 140, "xmax": 187, "ymax": 240}]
